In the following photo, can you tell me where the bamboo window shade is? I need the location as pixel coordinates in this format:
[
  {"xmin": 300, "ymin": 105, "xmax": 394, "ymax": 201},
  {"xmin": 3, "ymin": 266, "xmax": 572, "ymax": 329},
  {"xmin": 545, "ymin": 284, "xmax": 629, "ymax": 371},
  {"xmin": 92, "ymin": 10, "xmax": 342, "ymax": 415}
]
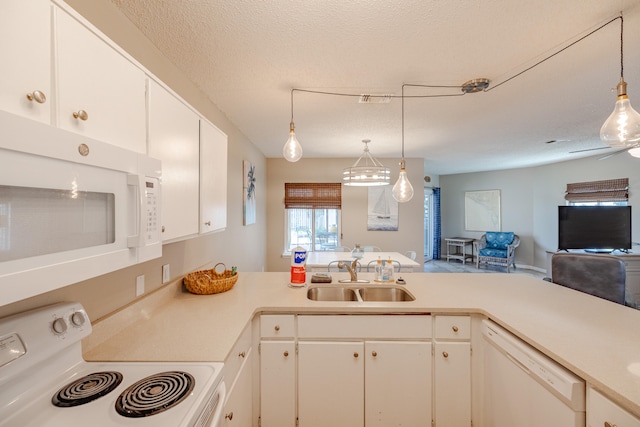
[
  {"xmin": 565, "ymin": 178, "xmax": 629, "ymax": 203},
  {"xmin": 284, "ymin": 183, "xmax": 342, "ymax": 209}
]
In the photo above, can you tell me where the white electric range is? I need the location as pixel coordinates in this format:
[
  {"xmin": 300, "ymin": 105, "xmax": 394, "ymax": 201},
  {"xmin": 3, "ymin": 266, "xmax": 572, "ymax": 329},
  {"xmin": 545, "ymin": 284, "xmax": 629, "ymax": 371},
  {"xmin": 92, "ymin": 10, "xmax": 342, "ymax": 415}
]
[{"xmin": 0, "ymin": 302, "xmax": 225, "ymax": 427}]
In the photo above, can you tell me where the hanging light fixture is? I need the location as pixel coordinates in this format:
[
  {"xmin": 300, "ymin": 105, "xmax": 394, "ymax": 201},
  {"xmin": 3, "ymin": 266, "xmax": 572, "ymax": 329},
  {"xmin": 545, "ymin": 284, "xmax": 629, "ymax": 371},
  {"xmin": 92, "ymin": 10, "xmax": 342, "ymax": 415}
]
[
  {"xmin": 283, "ymin": 89, "xmax": 303, "ymax": 162},
  {"xmin": 600, "ymin": 14, "xmax": 640, "ymax": 148},
  {"xmin": 392, "ymin": 85, "xmax": 414, "ymax": 202},
  {"xmin": 342, "ymin": 139, "xmax": 390, "ymax": 186}
]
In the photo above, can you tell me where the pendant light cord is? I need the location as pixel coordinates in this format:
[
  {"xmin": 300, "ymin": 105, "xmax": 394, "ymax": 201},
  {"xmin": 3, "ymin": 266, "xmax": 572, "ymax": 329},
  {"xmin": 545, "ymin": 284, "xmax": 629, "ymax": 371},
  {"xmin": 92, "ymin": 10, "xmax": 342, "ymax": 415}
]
[
  {"xmin": 290, "ymin": 89, "xmax": 294, "ymax": 123},
  {"xmin": 620, "ymin": 14, "xmax": 624, "ymax": 79},
  {"xmin": 401, "ymin": 84, "xmax": 405, "ymax": 159}
]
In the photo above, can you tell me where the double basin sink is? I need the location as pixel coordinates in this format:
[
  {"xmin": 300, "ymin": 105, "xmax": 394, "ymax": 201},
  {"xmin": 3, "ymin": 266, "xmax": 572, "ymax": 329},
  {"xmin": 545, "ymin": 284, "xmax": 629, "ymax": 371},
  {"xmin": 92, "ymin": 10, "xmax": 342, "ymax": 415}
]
[{"xmin": 307, "ymin": 284, "xmax": 415, "ymax": 302}]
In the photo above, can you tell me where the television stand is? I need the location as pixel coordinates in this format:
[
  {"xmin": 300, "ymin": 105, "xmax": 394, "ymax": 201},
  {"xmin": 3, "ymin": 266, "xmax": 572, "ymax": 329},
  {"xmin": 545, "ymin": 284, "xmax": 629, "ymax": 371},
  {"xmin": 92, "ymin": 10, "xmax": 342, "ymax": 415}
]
[{"xmin": 584, "ymin": 248, "xmax": 614, "ymax": 254}]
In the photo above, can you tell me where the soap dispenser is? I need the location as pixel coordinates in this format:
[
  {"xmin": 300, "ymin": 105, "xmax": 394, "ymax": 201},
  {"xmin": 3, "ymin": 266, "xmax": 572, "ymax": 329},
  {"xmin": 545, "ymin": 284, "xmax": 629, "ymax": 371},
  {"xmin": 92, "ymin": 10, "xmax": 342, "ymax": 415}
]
[{"xmin": 382, "ymin": 258, "xmax": 394, "ymax": 282}]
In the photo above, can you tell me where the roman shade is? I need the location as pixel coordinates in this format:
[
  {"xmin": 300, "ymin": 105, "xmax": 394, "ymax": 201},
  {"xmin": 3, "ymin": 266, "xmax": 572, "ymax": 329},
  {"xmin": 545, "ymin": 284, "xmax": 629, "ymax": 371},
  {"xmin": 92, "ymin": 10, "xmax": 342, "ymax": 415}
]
[
  {"xmin": 284, "ymin": 183, "xmax": 342, "ymax": 209},
  {"xmin": 564, "ymin": 178, "xmax": 628, "ymax": 203}
]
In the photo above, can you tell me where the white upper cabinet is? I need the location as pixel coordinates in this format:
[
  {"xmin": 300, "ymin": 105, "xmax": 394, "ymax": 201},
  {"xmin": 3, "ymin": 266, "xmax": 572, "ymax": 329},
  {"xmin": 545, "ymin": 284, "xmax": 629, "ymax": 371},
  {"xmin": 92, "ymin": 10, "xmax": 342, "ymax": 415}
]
[
  {"xmin": 0, "ymin": 1, "xmax": 52, "ymax": 124},
  {"xmin": 54, "ymin": 6, "xmax": 147, "ymax": 153},
  {"xmin": 147, "ymin": 79, "xmax": 200, "ymax": 242},
  {"xmin": 200, "ymin": 120, "xmax": 228, "ymax": 233}
]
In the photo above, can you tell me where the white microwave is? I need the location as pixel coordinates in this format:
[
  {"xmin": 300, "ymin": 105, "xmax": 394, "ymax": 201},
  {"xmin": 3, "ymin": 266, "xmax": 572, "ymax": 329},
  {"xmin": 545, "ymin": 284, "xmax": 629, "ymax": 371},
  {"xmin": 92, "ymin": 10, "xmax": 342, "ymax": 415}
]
[{"xmin": 0, "ymin": 110, "xmax": 162, "ymax": 306}]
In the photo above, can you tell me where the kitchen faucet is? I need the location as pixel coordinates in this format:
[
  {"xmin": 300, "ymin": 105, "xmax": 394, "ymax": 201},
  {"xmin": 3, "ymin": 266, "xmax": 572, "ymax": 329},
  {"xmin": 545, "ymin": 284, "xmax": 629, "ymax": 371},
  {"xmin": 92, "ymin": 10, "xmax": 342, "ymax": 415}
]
[{"xmin": 337, "ymin": 260, "xmax": 359, "ymax": 282}]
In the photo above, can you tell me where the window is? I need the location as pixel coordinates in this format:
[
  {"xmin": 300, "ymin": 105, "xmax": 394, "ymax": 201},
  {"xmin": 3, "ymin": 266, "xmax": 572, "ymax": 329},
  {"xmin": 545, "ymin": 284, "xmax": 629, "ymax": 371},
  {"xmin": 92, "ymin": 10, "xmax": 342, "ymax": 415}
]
[
  {"xmin": 565, "ymin": 178, "xmax": 628, "ymax": 206},
  {"xmin": 284, "ymin": 183, "xmax": 341, "ymax": 253}
]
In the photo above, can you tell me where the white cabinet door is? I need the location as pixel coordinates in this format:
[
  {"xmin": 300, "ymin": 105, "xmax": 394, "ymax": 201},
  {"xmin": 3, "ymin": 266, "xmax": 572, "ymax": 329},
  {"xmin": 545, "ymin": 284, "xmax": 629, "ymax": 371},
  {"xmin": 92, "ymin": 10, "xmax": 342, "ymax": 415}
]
[
  {"xmin": 435, "ymin": 342, "xmax": 471, "ymax": 427},
  {"xmin": 147, "ymin": 79, "xmax": 200, "ymax": 241},
  {"xmin": 199, "ymin": 120, "xmax": 228, "ymax": 233},
  {"xmin": 0, "ymin": 1, "xmax": 51, "ymax": 123},
  {"xmin": 298, "ymin": 341, "xmax": 364, "ymax": 427},
  {"xmin": 365, "ymin": 341, "xmax": 432, "ymax": 427},
  {"xmin": 54, "ymin": 6, "xmax": 146, "ymax": 153},
  {"xmin": 260, "ymin": 341, "xmax": 296, "ymax": 427},
  {"xmin": 224, "ymin": 349, "xmax": 253, "ymax": 427},
  {"xmin": 588, "ymin": 387, "xmax": 640, "ymax": 427}
]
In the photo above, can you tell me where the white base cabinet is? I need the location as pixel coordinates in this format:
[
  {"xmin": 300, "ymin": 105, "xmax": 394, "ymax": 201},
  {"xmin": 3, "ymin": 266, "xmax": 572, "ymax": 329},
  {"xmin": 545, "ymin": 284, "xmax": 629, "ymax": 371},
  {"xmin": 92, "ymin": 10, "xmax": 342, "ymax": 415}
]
[
  {"xmin": 588, "ymin": 386, "xmax": 640, "ymax": 427},
  {"xmin": 298, "ymin": 341, "xmax": 365, "ymax": 427},
  {"xmin": 224, "ymin": 348, "xmax": 253, "ymax": 427},
  {"xmin": 260, "ymin": 341, "xmax": 296, "ymax": 427}
]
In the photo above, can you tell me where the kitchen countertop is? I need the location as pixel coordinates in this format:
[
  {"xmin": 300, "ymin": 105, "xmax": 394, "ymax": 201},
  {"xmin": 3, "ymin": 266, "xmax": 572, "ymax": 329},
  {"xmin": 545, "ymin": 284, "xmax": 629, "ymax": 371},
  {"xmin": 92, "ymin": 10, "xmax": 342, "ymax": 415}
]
[{"xmin": 83, "ymin": 271, "xmax": 640, "ymax": 417}]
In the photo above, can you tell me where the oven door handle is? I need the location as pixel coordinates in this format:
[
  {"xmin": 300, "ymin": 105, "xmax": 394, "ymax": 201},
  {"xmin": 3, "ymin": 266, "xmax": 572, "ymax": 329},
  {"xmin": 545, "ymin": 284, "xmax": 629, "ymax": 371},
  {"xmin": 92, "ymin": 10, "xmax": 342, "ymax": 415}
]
[{"xmin": 209, "ymin": 381, "xmax": 227, "ymax": 427}]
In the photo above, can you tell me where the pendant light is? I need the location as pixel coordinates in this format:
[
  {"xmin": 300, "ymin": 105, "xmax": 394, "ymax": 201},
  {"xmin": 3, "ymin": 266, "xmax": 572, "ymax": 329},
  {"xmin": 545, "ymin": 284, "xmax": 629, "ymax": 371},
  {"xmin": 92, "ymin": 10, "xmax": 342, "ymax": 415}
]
[
  {"xmin": 283, "ymin": 89, "xmax": 303, "ymax": 162},
  {"xmin": 392, "ymin": 85, "xmax": 414, "ymax": 202},
  {"xmin": 342, "ymin": 140, "xmax": 390, "ymax": 186},
  {"xmin": 600, "ymin": 15, "xmax": 640, "ymax": 148}
]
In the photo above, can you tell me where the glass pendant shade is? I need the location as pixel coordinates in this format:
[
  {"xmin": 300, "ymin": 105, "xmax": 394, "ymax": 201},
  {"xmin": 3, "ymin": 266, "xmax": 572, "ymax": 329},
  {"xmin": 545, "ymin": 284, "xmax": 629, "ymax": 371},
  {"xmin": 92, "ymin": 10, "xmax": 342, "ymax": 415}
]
[
  {"xmin": 600, "ymin": 79, "xmax": 640, "ymax": 148},
  {"xmin": 342, "ymin": 140, "xmax": 390, "ymax": 186},
  {"xmin": 283, "ymin": 122, "xmax": 303, "ymax": 162},
  {"xmin": 392, "ymin": 161, "xmax": 414, "ymax": 202}
]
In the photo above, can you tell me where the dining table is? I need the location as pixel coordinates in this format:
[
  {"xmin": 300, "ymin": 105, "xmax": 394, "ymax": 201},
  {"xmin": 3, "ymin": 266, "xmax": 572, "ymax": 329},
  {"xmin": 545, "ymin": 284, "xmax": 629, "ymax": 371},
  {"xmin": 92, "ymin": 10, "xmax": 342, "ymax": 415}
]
[{"xmin": 305, "ymin": 251, "xmax": 422, "ymax": 272}]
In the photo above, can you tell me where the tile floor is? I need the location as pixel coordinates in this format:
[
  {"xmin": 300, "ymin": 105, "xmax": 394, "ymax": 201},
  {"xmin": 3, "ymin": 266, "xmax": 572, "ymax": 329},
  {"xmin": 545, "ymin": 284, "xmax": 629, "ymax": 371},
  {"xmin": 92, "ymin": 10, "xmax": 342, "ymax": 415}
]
[{"xmin": 423, "ymin": 259, "xmax": 546, "ymax": 279}]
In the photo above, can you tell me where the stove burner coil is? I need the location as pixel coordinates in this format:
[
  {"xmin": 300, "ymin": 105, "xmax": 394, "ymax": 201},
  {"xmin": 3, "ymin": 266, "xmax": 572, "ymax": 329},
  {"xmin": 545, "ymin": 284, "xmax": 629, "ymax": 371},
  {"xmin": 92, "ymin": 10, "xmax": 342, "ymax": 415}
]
[
  {"xmin": 52, "ymin": 371, "xmax": 123, "ymax": 407},
  {"xmin": 115, "ymin": 371, "xmax": 195, "ymax": 418}
]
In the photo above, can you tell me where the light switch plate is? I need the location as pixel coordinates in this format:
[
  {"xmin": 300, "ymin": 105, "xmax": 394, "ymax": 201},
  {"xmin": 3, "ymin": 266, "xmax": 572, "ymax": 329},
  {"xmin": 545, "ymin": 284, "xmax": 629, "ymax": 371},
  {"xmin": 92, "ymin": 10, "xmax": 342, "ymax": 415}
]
[
  {"xmin": 136, "ymin": 275, "xmax": 144, "ymax": 296},
  {"xmin": 162, "ymin": 264, "xmax": 170, "ymax": 284}
]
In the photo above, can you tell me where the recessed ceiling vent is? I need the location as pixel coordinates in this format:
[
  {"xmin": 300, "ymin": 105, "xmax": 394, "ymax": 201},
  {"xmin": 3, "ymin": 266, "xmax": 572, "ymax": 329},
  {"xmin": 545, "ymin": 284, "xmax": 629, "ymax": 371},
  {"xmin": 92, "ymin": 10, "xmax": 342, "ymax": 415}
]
[{"xmin": 358, "ymin": 94, "xmax": 393, "ymax": 104}]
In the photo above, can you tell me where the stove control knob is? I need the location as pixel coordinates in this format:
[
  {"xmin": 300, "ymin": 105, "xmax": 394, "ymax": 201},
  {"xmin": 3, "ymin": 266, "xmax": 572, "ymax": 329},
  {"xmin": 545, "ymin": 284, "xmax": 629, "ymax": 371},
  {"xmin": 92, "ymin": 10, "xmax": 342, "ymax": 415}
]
[
  {"xmin": 71, "ymin": 311, "xmax": 86, "ymax": 327},
  {"xmin": 52, "ymin": 317, "xmax": 68, "ymax": 335}
]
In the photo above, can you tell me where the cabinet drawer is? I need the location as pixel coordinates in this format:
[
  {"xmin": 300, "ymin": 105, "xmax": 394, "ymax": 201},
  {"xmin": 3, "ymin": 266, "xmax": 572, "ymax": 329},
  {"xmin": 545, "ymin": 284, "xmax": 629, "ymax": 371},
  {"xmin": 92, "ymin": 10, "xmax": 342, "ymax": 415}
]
[
  {"xmin": 434, "ymin": 315, "xmax": 470, "ymax": 340},
  {"xmin": 260, "ymin": 314, "xmax": 295, "ymax": 338},
  {"xmin": 588, "ymin": 387, "xmax": 640, "ymax": 427},
  {"xmin": 298, "ymin": 315, "xmax": 432, "ymax": 339},
  {"xmin": 224, "ymin": 321, "xmax": 252, "ymax": 387}
]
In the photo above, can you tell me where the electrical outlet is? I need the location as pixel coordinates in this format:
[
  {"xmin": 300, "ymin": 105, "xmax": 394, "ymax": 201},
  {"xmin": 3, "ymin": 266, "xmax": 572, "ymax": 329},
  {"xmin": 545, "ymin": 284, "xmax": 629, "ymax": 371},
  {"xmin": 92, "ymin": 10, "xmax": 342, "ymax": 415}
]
[
  {"xmin": 162, "ymin": 264, "xmax": 170, "ymax": 284},
  {"xmin": 136, "ymin": 275, "xmax": 145, "ymax": 296}
]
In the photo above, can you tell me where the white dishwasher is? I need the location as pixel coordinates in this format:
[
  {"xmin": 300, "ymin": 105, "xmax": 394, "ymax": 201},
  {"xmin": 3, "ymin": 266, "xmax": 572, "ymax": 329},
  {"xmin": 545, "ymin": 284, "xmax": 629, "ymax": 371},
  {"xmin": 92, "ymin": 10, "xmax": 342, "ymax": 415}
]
[{"xmin": 482, "ymin": 320, "xmax": 586, "ymax": 427}]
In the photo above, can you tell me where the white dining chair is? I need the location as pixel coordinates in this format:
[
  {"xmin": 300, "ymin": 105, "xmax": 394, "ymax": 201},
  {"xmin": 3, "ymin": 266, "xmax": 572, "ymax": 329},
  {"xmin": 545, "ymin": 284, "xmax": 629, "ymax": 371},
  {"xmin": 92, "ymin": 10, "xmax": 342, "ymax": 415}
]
[
  {"xmin": 332, "ymin": 246, "xmax": 351, "ymax": 252},
  {"xmin": 405, "ymin": 251, "xmax": 417, "ymax": 261},
  {"xmin": 363, "ymin": 246, "xmax": 381, "ymax": 252}
]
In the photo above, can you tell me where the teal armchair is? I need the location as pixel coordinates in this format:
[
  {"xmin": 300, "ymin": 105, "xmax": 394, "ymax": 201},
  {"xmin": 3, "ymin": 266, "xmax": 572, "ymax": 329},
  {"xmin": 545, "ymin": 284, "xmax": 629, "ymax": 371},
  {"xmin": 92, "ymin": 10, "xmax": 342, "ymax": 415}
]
[{"xmin": 473, "ymin": 232, "xmax": 520, "ymax": 273}]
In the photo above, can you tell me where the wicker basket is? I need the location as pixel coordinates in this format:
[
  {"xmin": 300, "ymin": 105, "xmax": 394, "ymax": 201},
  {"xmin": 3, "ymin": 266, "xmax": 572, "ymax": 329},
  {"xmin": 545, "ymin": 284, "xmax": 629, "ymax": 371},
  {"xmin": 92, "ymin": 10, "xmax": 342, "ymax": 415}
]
[{"xmin": 184, "ymin": 263, "xmax": 238, "ymax": 295}]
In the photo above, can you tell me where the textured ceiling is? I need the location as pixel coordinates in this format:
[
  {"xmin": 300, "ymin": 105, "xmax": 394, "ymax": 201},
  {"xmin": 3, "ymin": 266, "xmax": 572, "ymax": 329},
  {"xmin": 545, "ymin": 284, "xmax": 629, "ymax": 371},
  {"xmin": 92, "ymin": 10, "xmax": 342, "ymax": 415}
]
[{"xmin": 110, "ymin": 0, "xmax": 640, "ymax": 175}]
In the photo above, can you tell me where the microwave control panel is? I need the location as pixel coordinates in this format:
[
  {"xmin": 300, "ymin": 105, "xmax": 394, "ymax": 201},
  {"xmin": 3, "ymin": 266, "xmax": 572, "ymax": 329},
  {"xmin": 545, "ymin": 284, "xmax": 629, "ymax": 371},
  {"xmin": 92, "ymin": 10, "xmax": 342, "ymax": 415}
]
[{"xmin": 144, "ymin": 177, "xmax": 160, "ymax": 244}]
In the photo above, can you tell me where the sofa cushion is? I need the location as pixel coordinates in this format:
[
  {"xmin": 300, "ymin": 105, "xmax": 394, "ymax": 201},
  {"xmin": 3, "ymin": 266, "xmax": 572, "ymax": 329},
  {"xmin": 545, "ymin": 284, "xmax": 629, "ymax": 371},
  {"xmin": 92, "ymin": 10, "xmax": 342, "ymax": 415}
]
[
  {"xmin": 479, "ymin": 248, "xmax": 508, "ymax": 258},
  {"xmin": 485, "ymin": 232, "xmax": 514, "ymax": 250}
]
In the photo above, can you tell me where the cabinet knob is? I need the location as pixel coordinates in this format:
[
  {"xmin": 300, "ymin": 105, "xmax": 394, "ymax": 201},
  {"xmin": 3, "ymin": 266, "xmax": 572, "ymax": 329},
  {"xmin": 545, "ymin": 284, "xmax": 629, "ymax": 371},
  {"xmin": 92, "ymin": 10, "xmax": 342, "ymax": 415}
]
[
  {"xmin": 238, "ymin": 351, "xmax": 246, "ymax": 358},
  {"xmin": 284, "ymin": 351, "xmax": 289, "ymax": 357},
  {"xmin": 225, "ymin": 412, "xmax": 234, "ymax": 420},
  {"xmin": 26, "ymin": 90, "xmax": 46, "ymax": 104},
  {"xmin": 372, "ymin": 351, "xmax": 378, "ymax": 357},
  {"xmin": 353, "ymin": 352, "xmax": 359, "ymax": 358},
  {"xmin": 274, "ymin": 325, "xmax": 280, "ymax": 331},
  {"xmin": 73, "ymin": 110, "xmax": 89, "ymax": 121},
  {"xmin": 442, "ymin": 351, "xmax": 449, "ymax": 358},
  {"xmin": 204, "ymin": 221, "xmax": 211, "ymax": 226},
  {"xmin": 604, "ymin": 422, "xmax": 617, "ymax": 427},
  {"xmin": 452, "ymin": 325, "xmax": 459, "ymax": 332}
]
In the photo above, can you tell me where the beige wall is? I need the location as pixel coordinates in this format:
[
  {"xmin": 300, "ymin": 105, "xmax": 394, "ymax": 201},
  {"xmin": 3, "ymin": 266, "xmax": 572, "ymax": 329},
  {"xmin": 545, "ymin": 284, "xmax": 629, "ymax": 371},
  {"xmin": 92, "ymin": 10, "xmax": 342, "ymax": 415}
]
[
  {"xmin": 440, "ymin": 153, "xmax": 640, "ymax": 272},
  {"xmin": 266, "ymin": 157, "xmax": 425, "ymax": 271},
  {"xmin": 0, "ymin": 0, "xmax": 267, "ymax": 320}
]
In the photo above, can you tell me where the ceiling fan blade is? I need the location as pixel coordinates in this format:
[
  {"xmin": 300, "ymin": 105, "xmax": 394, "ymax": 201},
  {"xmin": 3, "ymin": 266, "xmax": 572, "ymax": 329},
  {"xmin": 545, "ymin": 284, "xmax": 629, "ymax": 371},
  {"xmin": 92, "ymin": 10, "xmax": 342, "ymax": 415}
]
[
  {"xmin": 598, "ymin": 148, "xmax": 629, "ymax": 160},
  {"xmin": 569, "ymin": 146, "xmax": 608, "ymax": 154}
]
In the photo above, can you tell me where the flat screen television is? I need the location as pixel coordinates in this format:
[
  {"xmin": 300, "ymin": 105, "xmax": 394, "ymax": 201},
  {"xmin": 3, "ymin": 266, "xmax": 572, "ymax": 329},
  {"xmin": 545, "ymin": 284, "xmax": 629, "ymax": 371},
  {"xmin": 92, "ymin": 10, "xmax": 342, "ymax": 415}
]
[{"xmin": 558, "ymin": 206, "xmax": 632, "ymax": 252}]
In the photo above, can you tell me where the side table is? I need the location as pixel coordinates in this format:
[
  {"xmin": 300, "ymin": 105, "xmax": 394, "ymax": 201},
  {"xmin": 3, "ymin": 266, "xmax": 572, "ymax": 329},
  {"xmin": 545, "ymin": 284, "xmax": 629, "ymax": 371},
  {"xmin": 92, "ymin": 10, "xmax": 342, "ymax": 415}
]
[{"xmin": 445, "ymin": 237, "xmax": 475, "ymax": 264}]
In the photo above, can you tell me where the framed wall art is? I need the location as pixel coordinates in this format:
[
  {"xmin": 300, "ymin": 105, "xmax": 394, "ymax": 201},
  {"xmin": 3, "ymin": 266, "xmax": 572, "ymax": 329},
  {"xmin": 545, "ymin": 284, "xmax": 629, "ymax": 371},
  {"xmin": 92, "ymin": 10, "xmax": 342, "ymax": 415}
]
[
  {"xmin": 243, "ymin": 160, "xmax": 256, "ymax": 225},
  {"xmin": 464, "ymin": 189, "xmax": 501, "ymax": 231}
]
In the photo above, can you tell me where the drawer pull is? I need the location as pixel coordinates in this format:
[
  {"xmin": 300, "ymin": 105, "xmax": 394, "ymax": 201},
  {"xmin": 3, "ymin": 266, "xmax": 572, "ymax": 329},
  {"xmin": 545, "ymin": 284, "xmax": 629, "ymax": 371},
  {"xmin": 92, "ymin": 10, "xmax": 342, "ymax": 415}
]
[
  {"xmin": 284, "ymin": 351, "xmax": 289, "ymax": 357},
  {"xmin": 353, "ymin": 352, "xmax": 359, "ymax": 358},
  {"xmin": 452, "ymin": 325, "xmax": 459, "ymax": 332},
  {"xmin": 26, "ymin": 90, "xmax": 46, "ymax": 104},
  {"xmin": 604, "ymin": 423, "xmax": 617, "ymax": 427},
  {"xmin": 238, "ymin": 351, "xmax": 246, "ymax": 358},
  {"xmin": 204, "ymin": 221, "xmax": 211, "ymax": 226},
  {"xmin": 73, "ymin": 110, "xmax": 89, "ymax": 121},
  {"xmin": 225, "ymin": 412, "xmax": 234, "ymax": 420},
  {"xmin": 274, "ymin": 325, "xmax": 280, "ymax": 331},
  {"xmin": 372, "ymin": 351, "xmax": 378, "ymax": 357},
  {"xmin": 442, "ymin": 351, "xmax": 449, "ymax": 358}
]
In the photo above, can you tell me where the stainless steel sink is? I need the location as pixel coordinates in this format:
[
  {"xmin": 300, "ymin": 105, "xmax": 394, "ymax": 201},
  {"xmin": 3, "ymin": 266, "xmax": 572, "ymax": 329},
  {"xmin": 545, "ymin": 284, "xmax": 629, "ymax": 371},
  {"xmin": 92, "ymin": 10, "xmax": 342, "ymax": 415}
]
[
  {"xmin": 307, "ymin": 286, "xmax": 359, "ymax": 301},
  {"xmin": 359, "ymin": 286, "xmax": 415, "ymax": 302},
  {"xmin": 306, "ymin": 285, "xmax": 415, "ymax": 302}
]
